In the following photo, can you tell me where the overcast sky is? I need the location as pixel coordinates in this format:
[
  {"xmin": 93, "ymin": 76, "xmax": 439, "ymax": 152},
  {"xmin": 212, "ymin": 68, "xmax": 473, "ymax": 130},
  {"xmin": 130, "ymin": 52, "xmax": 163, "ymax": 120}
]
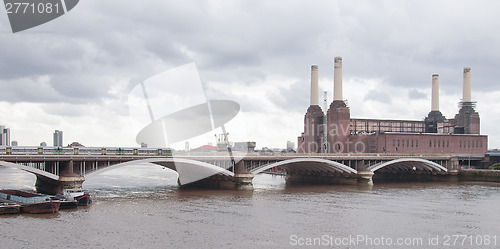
[{"xmin": 0, "ymin": 0, "xmax": 499, "ymax": 150}]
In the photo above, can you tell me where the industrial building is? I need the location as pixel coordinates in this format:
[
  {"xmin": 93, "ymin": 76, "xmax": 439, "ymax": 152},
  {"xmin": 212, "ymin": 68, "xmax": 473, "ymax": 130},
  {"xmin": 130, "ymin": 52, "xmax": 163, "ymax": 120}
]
[{"xmin": 298, "ymin": 57, "xmax": 487, "ymax": 157}]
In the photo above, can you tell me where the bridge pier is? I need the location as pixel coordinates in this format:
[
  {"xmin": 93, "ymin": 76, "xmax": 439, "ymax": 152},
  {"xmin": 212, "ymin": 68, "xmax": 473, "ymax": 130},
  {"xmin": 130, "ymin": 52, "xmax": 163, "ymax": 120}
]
[
  {"xmin": 450, "ymin": 157, "xmax": 460, "ymax": 170},
  {"xmin": 35, "ymin": 175, "xmax": 85, "ymax": 195},
  {"xmin": 233, "ymin": 173, "xmax": 254, "ymax": 190},
  {"xmin": 357, "ymin": 171, "xmax": 374, "ymax": 185},
  {"xmin": 35, "ymin": 160, "xmax": 85, "ymax": 195},
  {"xmin": 178, "ymin": 161, "xmax": 254, "ymax": 190},
  {"xmin": 355, "ymin": 161, "xmax": 374, "ymax": 185},
  {"xmin": 181, "ymin": 173, "xmax": 254, "ymax": 190},
  {"xmin": 233, "ymin": 161, "xmax": 254, "ymax": 190}
]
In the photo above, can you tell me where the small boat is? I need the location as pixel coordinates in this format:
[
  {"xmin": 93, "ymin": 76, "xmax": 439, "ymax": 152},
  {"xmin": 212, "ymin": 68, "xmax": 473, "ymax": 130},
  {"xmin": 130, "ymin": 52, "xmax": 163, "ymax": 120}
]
[
  {"xmin": 0, "ymin": 201, "xmax": 21, "ymax": 215},
  {"xmin": 50, "ymin": 194, "xmax": 78, "ymax": 209},
  {"xmin": 21, "ymin": 201, "xmax": 60, "ymax": 214},
  {"xmin": 0, "ymin": 190, "xmax": 60, "ymax": 214},
  {"xmin": 63, "ymin": 189, "xmax": 92, "ymax": 206},
  {"xmin": 75, "ymin": 193, "xmax": 92, "ymax": 206}
]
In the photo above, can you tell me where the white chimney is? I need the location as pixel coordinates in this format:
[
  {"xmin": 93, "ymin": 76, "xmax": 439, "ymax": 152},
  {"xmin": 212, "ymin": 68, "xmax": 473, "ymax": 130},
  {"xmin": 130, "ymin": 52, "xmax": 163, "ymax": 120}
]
[
  {"xmin": 431, "ymin": 74, "xmax": 439, "ymax": 111},
  {"xmin": 333, "ymin": 57, "xmax": 343, "ymax": 101},
  {"xmin": 463, "ymin": 67, "xmax": 472, "ymax": 102},
  {"xmin": 310, "ymin": 65, "xmax": 319, "ymax": 105}
]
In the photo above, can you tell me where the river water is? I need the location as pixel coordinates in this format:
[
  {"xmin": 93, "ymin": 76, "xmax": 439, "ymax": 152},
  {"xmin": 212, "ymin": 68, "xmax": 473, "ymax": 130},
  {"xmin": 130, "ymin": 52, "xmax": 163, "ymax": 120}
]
[{"xmin": 1, "ymin": 165, "xmax": 499, "ymax": 248}]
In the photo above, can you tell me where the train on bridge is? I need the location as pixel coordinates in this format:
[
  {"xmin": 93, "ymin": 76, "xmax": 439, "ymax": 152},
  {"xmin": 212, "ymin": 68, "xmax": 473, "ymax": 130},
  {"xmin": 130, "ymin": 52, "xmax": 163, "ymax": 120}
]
[{"xmin": 0, "ymin": 146, "xmax": 173, "ymax": 157}]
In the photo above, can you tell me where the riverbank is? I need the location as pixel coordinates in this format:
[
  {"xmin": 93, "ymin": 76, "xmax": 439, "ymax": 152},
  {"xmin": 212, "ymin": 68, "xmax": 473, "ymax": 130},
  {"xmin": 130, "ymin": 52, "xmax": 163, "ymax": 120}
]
[{"xmin": 457, "ymin": 169, "xmax": 500, "ymax": 182}]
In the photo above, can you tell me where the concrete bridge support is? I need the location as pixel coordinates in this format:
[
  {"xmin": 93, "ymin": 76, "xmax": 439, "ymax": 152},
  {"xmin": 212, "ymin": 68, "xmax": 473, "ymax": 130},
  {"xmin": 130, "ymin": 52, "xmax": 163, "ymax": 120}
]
[
  {"xmin": 357, "ymin": 171, "xmax": 374, "ymax": 185},
  {"xmin": 354, "ymin": 161, "xmax": 374, "ymax": 185},
  {"xmin": 450, "ymin": 157, "xmax": 459, "ymax": 170},
  {"xmin": 35, "ymin": 160, "xmax": 85, "ymax": 195},
  {"xmin": 233, "ymin": 161, "xmax": 254, "ymax": 190},
  {"xmin": 180, "ymin": 174, "xmax": 246, "ymax": 190},
  {"xmin": 182, "ymin": 161, "xmax": 254, "ymax": 190},
  {"xmin": 155, "ymin": 160, "xmax": 255, "ymax": 190},
  {"xmin": 181, "ymin": 174, "xmax": 254, "ymax": 190}
]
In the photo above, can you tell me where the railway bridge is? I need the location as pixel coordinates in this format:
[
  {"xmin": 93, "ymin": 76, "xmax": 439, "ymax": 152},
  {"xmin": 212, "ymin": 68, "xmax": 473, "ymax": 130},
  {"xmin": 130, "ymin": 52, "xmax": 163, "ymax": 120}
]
[{"xmin": 0, "ymin": 147, "xmax": 476, "ymax": 194}]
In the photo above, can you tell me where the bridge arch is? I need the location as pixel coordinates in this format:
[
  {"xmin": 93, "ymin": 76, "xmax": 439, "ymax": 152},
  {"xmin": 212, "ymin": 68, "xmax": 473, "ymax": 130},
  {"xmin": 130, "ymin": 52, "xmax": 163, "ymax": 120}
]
[
  {"xmin": 367, "ymin": 158, "xmax": 448, "ymax": 173},
  {"xmin": 0, "ymin": 160, "xmax": 59, "ymax": 180},
  {"xmin": 250, "ymin": 158, "xmax": 358, "ymax": 175},
  {"xmin": 86, "ymin": 158, "xmax": 234, "ymax": 185}
]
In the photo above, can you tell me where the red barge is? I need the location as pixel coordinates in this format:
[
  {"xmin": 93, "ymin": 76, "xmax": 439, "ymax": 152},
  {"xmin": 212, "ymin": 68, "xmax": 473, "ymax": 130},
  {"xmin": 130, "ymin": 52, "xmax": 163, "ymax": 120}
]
[
  {"xmin": 0, "ymin": 201, "xmax": 20, "ymax": 215},
  {"xmin": 0, "ymin": 190, "xmax": 60, "ymax": 214}
]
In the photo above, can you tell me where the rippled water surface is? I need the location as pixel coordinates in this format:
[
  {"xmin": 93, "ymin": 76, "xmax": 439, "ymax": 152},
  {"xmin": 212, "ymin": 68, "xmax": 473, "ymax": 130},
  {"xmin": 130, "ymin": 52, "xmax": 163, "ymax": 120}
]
[{"xmin": 1, "ymin": 165, "xmax": 499, "ymax": 248}]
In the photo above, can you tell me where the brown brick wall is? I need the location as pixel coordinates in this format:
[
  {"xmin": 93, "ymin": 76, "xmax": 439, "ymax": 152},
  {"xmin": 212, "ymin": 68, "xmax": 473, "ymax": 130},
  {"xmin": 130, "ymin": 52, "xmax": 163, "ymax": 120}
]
[{"xmin": 369, "ymin": 133, "xmax": 487, "ymax": 156}]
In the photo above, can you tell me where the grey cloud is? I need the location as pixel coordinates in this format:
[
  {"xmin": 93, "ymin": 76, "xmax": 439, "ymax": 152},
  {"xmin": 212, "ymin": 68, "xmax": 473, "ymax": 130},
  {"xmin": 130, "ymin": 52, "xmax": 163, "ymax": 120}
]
[
  {"xmin": 0, "ymin": 36, "xmax": 67, "ymax": 80},
  {"xmin": 49, "ymin": 75, "xmax": 113, "ymax": 103},
  {"xmin": 364, "ymin": 90, "xmax": 392, "ymax": 104},
  {"xmin": 334, "ymin": 1, "xmax": 500, "ymax": 92},
  {"xmin": 408, "ymin": 89, "xmax": 427, "ymax": 100},
  {"xmin": 43, "ymin": 103, "xmax": 94, "ymax": 117},
  {"xmin": 270, "ymin": 80, "xmax": 309, "ymax": 113},
  {"xmin": 204, "ymin": 83, "xmax": 267, "ymax": 114},
  {"xmin": 2, "ymin": 0, "xmax": 500, "ymax": 149},
  {"xmin": 0, "ymin": 77, "xmax": 61, "ymax": 103},
  {"xmin": 1, "ymin": 0, "xmax": 500, "ymax": 113}
]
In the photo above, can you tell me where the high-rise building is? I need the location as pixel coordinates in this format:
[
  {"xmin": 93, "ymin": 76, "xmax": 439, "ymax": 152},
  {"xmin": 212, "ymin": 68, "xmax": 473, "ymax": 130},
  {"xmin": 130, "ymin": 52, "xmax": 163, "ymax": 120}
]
[
  {"xmin": 0, "ymin": 125, "xmax": 4, "ymax": 146},
  {"xmin": 0, "ymin": 126, "xmax": 10, "ymax": 146},
  {"xmin": 53, "ymin": 130, "xmax": 63, "ymax": 147}
]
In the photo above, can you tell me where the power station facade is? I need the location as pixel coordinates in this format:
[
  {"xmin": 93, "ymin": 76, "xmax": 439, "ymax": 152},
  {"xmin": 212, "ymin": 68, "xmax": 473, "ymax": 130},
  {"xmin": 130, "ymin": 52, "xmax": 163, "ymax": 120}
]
[{"xmin": 297, "ymin": 57, "xmax": 487, "ymax": 156}]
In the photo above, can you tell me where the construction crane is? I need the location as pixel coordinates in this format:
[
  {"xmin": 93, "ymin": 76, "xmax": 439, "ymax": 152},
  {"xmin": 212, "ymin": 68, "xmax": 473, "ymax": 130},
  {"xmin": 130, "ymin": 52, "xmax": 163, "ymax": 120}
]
[
  {"xmin": 215, "ymin": 125, "xmax": 230, "ymax": 152},
  {"xmin": 215, "ymin": 125, "xmax": 236, "ymax": 172}
]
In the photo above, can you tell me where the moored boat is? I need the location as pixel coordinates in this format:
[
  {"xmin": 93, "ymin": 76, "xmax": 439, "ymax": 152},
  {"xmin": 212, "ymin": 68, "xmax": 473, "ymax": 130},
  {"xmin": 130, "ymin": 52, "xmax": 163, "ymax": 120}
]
[
  {"xmin": 50, "ymin": 195, "xmax": 78, "ymax": 209},
  {"xmin": 63, "ymin": 189, "xmax": 92, "ymax": 206},
  {"xmin": 0, "ymin": 190, "xmax": 60, "ymax": 214},
  {"xmin": 20, "ymin": 201, "xmax": 60, "ymax": 214},
  {"xmin": 0, "ymin": 201, "xmax": 21, "ymax": 215},
  {"xmin": 75, "ymin": 193, "xmax": 92, "ymax": 206}
]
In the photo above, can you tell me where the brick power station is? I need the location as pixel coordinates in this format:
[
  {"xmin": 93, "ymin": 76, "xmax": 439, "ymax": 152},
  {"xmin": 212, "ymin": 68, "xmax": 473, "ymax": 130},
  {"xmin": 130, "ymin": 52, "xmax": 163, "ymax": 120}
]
[{"xmin": 297, "ymin": 57, "xmax": 487, "ymax": 156}]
